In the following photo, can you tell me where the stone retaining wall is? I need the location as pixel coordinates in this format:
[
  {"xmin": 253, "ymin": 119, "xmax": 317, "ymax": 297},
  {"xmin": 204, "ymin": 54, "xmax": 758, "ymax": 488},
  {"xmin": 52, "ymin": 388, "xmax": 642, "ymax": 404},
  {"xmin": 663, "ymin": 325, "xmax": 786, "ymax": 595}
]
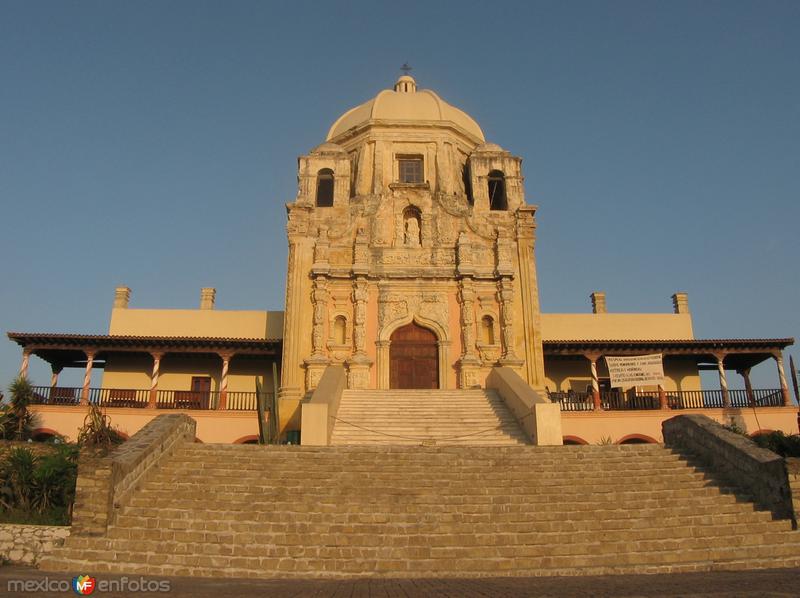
[
  {"xmin": 787, "ymin": 458, "xmax": 800, "ymax": 524},
  {"xmin": 71, "ymin": 414, "xmax": 196, "ymax": 536},
  {"xmin": 663, "ymin": 414, "xmax": 794, "ymax": 523},
  {"xmin": 0, "ymin": 524, "xmax": 69, "ymax": 565}
]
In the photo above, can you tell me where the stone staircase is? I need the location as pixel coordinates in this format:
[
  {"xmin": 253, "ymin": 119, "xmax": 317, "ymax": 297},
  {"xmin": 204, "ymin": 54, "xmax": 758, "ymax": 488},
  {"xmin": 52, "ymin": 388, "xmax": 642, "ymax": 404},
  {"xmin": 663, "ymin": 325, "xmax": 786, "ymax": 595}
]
[
  {"xmin": 330, "ymin": 389, "xmax": 529, "ymax": 445},
  {"xmin": 40, "ymin": 444, "xmax": 800, "ymax": 579}
]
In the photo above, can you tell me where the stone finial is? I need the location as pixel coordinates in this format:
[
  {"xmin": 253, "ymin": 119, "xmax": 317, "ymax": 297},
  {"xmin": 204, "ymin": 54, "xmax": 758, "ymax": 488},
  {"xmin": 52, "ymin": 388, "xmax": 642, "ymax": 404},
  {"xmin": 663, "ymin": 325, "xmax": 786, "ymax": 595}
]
[
  {"xmin": 590, "ymin": 291, "xmax": 607, "ymax": 314},
  {"xmin": 114, "ymin": 286, "xmax": 131, "ymax": 309},
  {"xmin": 672, "ymin": 292, "xmax": 689, "ymax": 314},
  {"xmin": 200, "ymin": 288, "xmax": 216, "ymax": 310}
]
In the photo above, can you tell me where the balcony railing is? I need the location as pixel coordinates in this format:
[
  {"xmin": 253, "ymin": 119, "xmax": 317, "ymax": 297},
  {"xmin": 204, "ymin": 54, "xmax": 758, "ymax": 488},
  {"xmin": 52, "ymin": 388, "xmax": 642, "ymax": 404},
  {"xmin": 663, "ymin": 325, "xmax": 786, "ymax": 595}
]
[
  {"xmin": 549, "ymin": 389, "xmax": 785, "ymax": 412},
  {"xmin": 29, "ymin": 386, "xmax": 268, "ymax": 411}
]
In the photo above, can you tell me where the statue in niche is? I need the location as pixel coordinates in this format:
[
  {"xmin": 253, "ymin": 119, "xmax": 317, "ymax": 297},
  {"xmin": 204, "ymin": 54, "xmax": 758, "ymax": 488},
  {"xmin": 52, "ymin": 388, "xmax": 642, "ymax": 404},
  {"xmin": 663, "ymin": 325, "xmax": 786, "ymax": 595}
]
[{"xmin": 403, "ymin": 210, "xmax": 421, "ymax": 247}]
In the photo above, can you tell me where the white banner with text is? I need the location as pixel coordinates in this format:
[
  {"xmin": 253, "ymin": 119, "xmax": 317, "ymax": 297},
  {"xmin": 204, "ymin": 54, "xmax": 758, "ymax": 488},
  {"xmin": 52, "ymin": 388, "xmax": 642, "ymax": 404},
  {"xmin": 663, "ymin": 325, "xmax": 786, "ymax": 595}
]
[{"xmin": 604, "ymin": 354, "xmax": 664, "ymax": 388}]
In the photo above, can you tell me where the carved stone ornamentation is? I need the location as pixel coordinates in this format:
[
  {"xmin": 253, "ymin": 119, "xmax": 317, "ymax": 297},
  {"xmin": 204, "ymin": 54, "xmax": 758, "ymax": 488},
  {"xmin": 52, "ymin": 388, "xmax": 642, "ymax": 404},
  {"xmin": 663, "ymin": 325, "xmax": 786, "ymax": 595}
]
[
  {"xmin": 311, "ymin": 278, "xmax": 329, "ymax": 357},
  {"xmin": 495, "ymin": 229, "xmax": 514, "ymax": 276},
  {"xmin": 378, "ymin": 289, "xmax": 449, "ymax": 335},
  {"xmin": 352, "ymin": 279, "xmax": 368, "ymax": 354},
  {"xmin": 498, "ymin": 280, "xmax": 521, "ymax": 363},
  {"xmin": 404, "ymin": 215, "xmax": 421, "ymax": 247},
  {"xmin": 456, "ymin": 231, "xmax": 473, "ymax": 275},
  {"xmin": 459, "ymin": 282, "xmax": 477, "ymax": 359},
  {"xmin": 313, "ymin": 225, "xmax": 330, "ymax": 266},
  {"xmin": 353, "ymin": 226, "xmax": 369, "ymax": 273}
]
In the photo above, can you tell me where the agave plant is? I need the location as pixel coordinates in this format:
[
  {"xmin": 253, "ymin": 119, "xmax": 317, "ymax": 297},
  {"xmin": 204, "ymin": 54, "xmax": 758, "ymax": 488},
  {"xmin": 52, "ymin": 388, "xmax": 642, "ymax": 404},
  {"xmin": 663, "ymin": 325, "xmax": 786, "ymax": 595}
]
[{"xmin": 77, "ymin": 404, "xmax": 126, "ymax": 449}]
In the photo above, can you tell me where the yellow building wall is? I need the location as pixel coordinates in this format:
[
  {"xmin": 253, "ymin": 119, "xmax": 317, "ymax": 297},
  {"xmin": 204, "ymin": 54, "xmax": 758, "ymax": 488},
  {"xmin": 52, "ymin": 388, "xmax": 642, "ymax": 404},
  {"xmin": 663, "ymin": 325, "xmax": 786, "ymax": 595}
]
[
  {"xmin": 541, "ymin": 313, "xmax": 694, "ymax": 341},
  {"xmin": 109, "ymin": 308, "xmax": 284, "ymax": 339},
  {"xmin": 101, "ymin": 354, "xmax": 276, "ymax": 394}
]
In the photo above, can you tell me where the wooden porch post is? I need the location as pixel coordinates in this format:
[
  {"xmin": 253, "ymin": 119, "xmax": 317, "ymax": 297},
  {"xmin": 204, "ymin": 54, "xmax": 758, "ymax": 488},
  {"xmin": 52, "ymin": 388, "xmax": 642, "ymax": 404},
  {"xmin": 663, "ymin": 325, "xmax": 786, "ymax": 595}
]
[
  {"xmin": 149, "ymin": 352, "xmax": 163, "ymax": 408},
  {"xmin": 80, "ymin": 351, "xmax": 95, "ymax": 405},
  {"xmin": 658, "ymin": 385, "xmax": 669, "ymax": 410},
  {"xmin": 219, "ymin": 353, "xmax": 233, "ymax": 410},
  {"xmin": 715, "ymin": 353, "xmax": 730, "ymax": 407},
  {"xmin": 18, "ymin": 349, "xmax": 31, "ymax": 379},
  {"xmin": 738, "ymin": 368, "xmax": 755, "ymax": 405},
  {"xmin": 774, "ymin": 352, "xmax": 791, "ymax": 406},
  {"xmin": 50, "ymin": 366, "xmax": 62, "ymax": 390},
  {"xmin": 585, "ymin": 353, "xmax": 602, "ymax": 410}
]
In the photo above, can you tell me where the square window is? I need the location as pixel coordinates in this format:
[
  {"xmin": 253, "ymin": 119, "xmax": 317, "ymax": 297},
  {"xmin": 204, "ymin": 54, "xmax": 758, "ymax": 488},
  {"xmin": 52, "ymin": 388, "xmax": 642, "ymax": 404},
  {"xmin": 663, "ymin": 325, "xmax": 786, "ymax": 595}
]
[{"xmin": 398, "ymin": 158, "xmax": 423, "ymax": 184}]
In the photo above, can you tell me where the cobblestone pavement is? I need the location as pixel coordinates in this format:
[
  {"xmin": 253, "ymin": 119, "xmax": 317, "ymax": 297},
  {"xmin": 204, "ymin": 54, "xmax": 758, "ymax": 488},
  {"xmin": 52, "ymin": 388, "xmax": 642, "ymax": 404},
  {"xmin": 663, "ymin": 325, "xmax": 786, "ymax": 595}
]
[{"xmin": 1, "ymin": 565, "xmax": 799, "ymax": 597}]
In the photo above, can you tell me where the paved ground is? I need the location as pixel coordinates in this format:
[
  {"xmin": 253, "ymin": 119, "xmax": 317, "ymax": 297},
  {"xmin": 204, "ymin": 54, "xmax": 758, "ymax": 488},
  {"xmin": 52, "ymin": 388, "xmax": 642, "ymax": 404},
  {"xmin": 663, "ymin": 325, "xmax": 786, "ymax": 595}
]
[{"xmin": 2, "ymin": 566, "xmax": 800, "ymax": 597}]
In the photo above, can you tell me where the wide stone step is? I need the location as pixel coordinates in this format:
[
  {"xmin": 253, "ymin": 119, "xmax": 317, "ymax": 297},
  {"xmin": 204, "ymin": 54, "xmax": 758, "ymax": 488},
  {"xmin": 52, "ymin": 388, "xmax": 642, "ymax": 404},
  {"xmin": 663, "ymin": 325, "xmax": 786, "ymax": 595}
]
[
  {"xmin": 41, "ymin": 535, "xmax": 800, "ymax": 579},
  {"xmin": 124, "ymin": 489, "xmax": 744, "ymax": 514},
  {"xmin": 146, "ymin": 468, "xmax": 710, "ymax": 485},
  {"xmin": 139, "ymin": 473, "xmax": 718, "ymax": 494},
  {"xmin": 106, "ymin": 512, "xmax": 784, "ymax": 543}
]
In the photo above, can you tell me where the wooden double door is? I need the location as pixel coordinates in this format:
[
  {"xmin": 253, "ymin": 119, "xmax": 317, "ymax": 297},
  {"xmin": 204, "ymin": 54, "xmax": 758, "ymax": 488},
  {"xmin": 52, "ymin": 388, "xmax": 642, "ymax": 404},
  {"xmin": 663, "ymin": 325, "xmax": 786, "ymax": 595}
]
[{"xmin": 389, "ymin": 322, "xmax": 439, "ymax": 389}]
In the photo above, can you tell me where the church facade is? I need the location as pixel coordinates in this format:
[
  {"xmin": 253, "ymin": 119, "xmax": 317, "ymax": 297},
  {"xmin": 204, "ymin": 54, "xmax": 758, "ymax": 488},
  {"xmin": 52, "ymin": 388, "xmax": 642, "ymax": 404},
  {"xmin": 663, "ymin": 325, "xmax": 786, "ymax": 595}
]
[
  {"xmin": 279, "ymin": 74, "xmax": 545, "ymax": 422},
  {"xmin": 7, "ymin": 75, "xmax": 796, "ymax": 444}
]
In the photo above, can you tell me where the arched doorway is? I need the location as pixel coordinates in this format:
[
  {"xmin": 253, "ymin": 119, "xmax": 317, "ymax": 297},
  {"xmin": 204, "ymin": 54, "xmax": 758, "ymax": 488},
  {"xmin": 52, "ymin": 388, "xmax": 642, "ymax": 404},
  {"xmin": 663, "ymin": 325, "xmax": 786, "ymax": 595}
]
[{"xmin": 390, "ymin": 322, "xmax": 439, "ymax": 389}]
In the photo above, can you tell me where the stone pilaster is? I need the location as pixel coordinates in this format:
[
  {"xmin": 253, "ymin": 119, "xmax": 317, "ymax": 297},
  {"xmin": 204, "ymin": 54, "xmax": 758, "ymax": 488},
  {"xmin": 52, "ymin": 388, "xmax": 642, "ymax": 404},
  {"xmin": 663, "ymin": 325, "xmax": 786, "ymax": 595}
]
[
  {"xmin": 515, "ymin": 206, "xmax": 544, "ymax": 385},
  {"xmin": 457, "ymin": 279, "xmax": 481, "ymax": 389},
  {"xmin": 498, "ymin": 279, "xmax": 522, "ymax": 366}
]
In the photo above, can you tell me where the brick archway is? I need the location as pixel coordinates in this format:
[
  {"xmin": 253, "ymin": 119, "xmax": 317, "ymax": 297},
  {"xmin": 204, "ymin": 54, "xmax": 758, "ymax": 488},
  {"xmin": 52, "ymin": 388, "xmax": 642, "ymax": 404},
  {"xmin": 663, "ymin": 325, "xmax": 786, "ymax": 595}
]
[
  {"xmin": 562, "ymin": 435, "xmax": 588, "ymax": 445},
  {"xmin": 617, "ymin": 434, "xmax": 658, "ymax": 445}
]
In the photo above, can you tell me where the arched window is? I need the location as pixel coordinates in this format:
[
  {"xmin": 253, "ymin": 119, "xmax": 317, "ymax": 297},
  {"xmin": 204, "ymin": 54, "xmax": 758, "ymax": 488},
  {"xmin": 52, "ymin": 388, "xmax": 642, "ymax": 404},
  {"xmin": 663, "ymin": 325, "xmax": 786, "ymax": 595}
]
[
  {"xmin": 481, "ymin": 315, "xmax": 495, "ymax": 345},
  {"xmin": 488, "ymin": 170, "xmax": 507, "ymax": 211},
  {"xmin": 333, "ymin": 315, "xmax": 347, "ymax": 345},
  {"xmin": 316, "ymin": 168, "xmax": 334, "ymax": 207},
  {"xmin": 462, "ymin": 165, "xmax": 473, "ymax": 205}
]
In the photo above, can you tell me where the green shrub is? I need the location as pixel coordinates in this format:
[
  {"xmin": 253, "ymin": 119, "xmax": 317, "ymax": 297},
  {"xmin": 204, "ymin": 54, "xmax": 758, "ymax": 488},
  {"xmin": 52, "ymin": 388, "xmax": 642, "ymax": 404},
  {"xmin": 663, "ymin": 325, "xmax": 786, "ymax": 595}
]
[
  {"xmin": 751, "ymin": 431, "xmax": 800, "ymax": 458},
  {"xmin": 0, "ymin": 377, "xmax": 38, "ymax": 441},
  {"xmin": 0, "ymin": 445, "xmax": 78, "ymax": 525}
]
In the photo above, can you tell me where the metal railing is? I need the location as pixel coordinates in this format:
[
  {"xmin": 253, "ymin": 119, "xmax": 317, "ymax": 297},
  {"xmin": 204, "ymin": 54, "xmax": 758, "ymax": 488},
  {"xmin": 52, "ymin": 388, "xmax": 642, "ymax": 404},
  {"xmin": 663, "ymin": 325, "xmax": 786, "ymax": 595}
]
[
  {"xmin": 28, "ymin": 386, "xmax": 269, "ymax": 411},
  {"xmin": 603, "ymin": 391, "xmax": 661, "ymax": 411},
  {"xmin": 547, "ymin": 391, "xmax": 593, "ymax": 411},
  {"xmin": 550, "ymin": 388, "xmax": 786, "ymax": 412}
]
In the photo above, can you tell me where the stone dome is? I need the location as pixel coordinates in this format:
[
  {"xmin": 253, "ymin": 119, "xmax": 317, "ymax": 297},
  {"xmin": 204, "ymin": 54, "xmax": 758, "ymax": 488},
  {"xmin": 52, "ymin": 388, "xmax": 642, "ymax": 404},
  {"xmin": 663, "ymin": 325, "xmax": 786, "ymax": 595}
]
[{"xmin": 326, "ymin": 75, "xmax": 485, "ymax": 142}]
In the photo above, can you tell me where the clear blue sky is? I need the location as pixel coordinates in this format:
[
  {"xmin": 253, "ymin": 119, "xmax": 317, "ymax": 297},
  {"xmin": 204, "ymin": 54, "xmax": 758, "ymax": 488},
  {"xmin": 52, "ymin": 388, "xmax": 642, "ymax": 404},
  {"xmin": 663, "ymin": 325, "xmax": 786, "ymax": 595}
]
[{"xmin": 1, "ymin": 0, "xmax": 798, "ymax": 390}]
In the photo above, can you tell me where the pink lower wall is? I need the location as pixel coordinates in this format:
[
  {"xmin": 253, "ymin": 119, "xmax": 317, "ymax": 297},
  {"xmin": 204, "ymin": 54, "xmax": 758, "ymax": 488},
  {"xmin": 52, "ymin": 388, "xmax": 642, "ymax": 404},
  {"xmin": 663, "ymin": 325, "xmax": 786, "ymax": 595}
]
[
  {"xmin": 562, "ymin": 407, "xmax": 799, "ymax": 445},
  {"xmin": 30, "ymin": 406, "xmax": 261, "ymax": 444}
]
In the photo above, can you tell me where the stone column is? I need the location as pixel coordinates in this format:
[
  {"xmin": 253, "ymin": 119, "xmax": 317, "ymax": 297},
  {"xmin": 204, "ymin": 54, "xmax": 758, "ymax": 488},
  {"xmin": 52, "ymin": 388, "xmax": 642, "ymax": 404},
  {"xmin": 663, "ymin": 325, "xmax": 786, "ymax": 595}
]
[
  {"xmin": 715, "ymin": 353, "xmax": 729, "ymax": 408},
  {"xmin": 376, "ymin": 340, "xmax": 390, "ymax": 390},
  {"xmin": 81, "ymin": 351, "xmax": 95, "ymax": 405},
  {"xmin": 18, "ymin": 349, "xmax": 31, "ymax": 379},
  {"xmin": 585, "ymin": 354, "xmax": 602, "ymax": 410},
  {"xmin": 457, "ymin": 280, "xmax": 481, "ymax": 389},
  {"xmin": 774, "ymin": 352, "xmax": 791, "ymax": 406},
  {"xmin": 149, "ymin": 352, "xmax": 163, "ymax": 408},
  {"xmin": 739, "ymin": 368, "xmax": 755, "ymax": 405}
]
